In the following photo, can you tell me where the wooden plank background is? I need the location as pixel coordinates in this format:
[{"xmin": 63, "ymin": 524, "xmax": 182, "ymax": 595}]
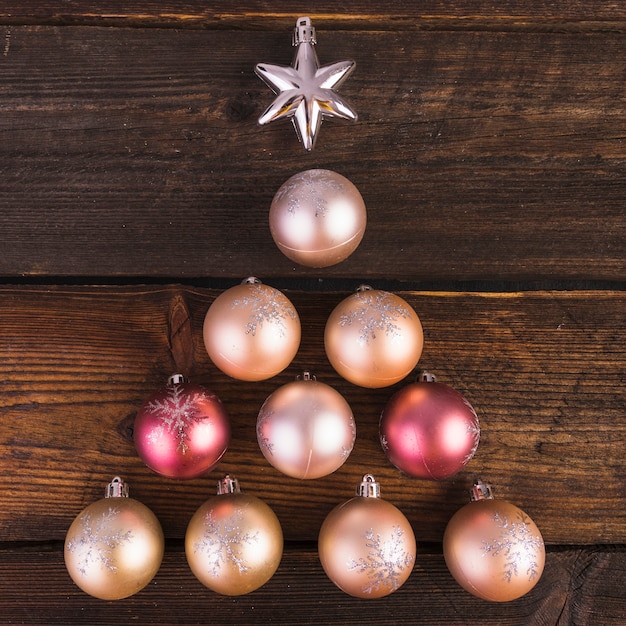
[{"xmin": 0, "ymin": 2, "xmax": 625, "ymax": 624}]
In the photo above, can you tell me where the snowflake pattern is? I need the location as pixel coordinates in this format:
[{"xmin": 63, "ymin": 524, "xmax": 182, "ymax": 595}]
[
  {"xmin": 256, "ymin": 403, "xmax": 275, "ymax": 455},
  {"xmin": 232, "ymin": 283, "xmax": 297, "ymax": 337},
  {"xmin": 339, "ymin": 291, "xmax": 413, "ymax": 344},
  {"xmin": 347, "ymin": 526, "xmax": 415, "ymax": 595},
  {"xmin": 194, "ymin": 509, "xmax": 260, "ymax": 576},
  {"xmin": 275, "ymin": 170, "xmax": 345, "ymax": 217},
  {"xmin": 482, "ymin": 511, "xmax": 543, "ymax": 583},
  {"xmin": 66, "ymin": 507, "xmax": 133, "ymax": 576},
  {"xmin": 462, "ymin": 399, "xmax": 481, "ymax": 466},
  {"xmin": 146, "ymin": 383, "xmax": 207, "ymax": 454}
]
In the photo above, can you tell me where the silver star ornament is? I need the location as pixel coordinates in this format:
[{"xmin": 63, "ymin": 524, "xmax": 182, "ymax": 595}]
[{"xmin": 255, "ymin": 16, "xmax": 357, "ymax": 151}]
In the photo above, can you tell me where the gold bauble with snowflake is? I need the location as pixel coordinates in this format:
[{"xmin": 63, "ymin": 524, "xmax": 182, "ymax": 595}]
[
  {"xmin": 443, "ymin": 480, "xmax": 546, "ymax": 602},
  {"xmin": 64, "ymin": 477, "xmax": 164, "ymax": 600},
  {"xmin": 324, "ymin": 285, "xmax": 424, "ymax": 388},
  {"xmin": 203, "ymin": 277, "xmax": 301, "ymax": 381},
  {"xmin": 185, "ymin": 475, "xmax": 283, "ymax": 595},
  {"xmin": 318, "ymin": 474, "xmax": 416, "ymax": 598}
]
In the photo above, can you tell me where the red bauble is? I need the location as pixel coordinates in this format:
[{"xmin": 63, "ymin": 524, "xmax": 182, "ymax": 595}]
[
  {"xmin": 134, "ymin": 374, "xmax": 230, "ymax": 479},
  {"xmin": 443, "ymin": 481, "xmax": 545, "ymax": 602},
  {"xmin": 379, "ymin": 374, "xmax": 479, "ymax": 480}
]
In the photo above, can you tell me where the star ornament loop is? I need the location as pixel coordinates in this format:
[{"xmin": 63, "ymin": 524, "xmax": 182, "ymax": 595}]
[{"xmin": 255, "ymin": 16, "xmax": 357, "ymax": 151}]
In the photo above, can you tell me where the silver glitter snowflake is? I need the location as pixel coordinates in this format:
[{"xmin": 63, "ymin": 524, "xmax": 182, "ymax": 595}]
[
  {"xmin": 146, "ymin": 383, "xmax": 207, "ymax": 454},
  {"xmin": 339, "ymin": 291, "xmax": 413, "ymax": 344},
  {"xmin": 256, "ymin": 404, "xmax": 275, "ymax": 455},
  {"xmin": 193, "ymin": 509, "xmax": 260, "ymax": 576},
  {"xmin": 275, "ymin": 170, "xmax": 344, "ymax": 217},
  {"xmin": 347, "ymin": 525, "xmax": 414, "ymax": 595},
  {"xmin": 66, "ymin": 507, "xmax": 133, "ymax": 576},
  {"xmin": 482, "ymin": 511, "xmax": 543, "ymax": 583},
  {"xmin": 232, "ymin": 283, "xmax": 297, "ymax": 337},
  {"xmin": 463, "ymin": 417, "xmax": 481, "ymax": 467},
  {"xmin": 460, "ymin": 398, "xmax": 480, "ymax": 466}
]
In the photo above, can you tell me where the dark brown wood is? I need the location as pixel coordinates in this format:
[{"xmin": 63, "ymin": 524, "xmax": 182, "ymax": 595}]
[
  {"xmin": 0, "ymin": 26, "xmax": 625, "ymax": 281},
  {"xmin": 1, "ymin": 3, "xmax": 625, "ymax": 623},
  {"xmin": 0, "ymin": 286, "xmax": 624, "ymax": 546},
  {"xmin": 0, "ymin": 545, "xmax": 624, "ymax": 625},
  {"xmin": 2, "ymin": 2, "xmax": 626, "ymax": 30}
]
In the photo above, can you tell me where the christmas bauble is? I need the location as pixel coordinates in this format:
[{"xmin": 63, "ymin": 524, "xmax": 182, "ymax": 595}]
[
  {"xmin": 324, "ymin": 286, "xmax": 424, "ymax": 388},
  {"xmin": 318, "ymin": 474, "xmax": 416, "ymax": 598},
  {"xmin": 64, "ymin": 477, "xmax": 164, "ymax": 600},
  {"xmin": 203, "ymin": 277, "xmax": 301, "ymax": 381},
  {"xmin": 269, "ymin": 169, "xmax": 366, "ymax": 268},
  {"xmin": 134, "ymin": 374, "xmax": 230, "ymax": 480},
  {"xmin": 185, "ymin": 475, "xmax": 283, "ymax": 595},
  {"xmin": 379, "ymin": 374, "xmax": 480, "ymax": 479},
  {"xmin": 257, "ymin": 372, "xmax": 356, "ymax": 479},
  {"xmin": 443, "ymin": 481, "xmax": 545, "ymax": 602}
]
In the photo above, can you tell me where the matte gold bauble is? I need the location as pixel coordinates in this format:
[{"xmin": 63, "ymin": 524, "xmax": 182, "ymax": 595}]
[
  {"xmin": 318, "ymin": 474, "xmax": 416, "ymax": 598},
  {"xmin": 257, "ymin": 372, "xmax": 356, "ymax": 479},
  {"xmin": 443, "ymin": 481, "xmax": 546, "ymax": 602},
  {"xmin": 324, "ymin": 285, "xmax": 424, "ymax": 388},
  {"xmin": 203, "ymin": 277, "xmax": 301, "ymax": 381},
  {"xmin": 64, "ymin": 477, "xmax": 164, "ymax": 600},
  {"xmin": 269, "ymin": 169, "xmax": 366, "ymax": 267},
  {"xmin": 185, "ymin": 475, "xmax": 283, "ymax": 596}
]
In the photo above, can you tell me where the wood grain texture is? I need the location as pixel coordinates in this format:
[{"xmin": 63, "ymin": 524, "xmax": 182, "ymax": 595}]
[
  {"xmin": 0, "ymin": 26, "xmax": 625, "ymax": 280},
  {"xmin": 0, "ymin": 546, "xmax": 624, "ymax": 625},
  {"xmin": 0, "ymin": 286, "xmax": 624, "ymax": 546},
  {"xmin": 2, "ymin": 1, "xmax": 626, "ymax": 30},
  {"xmin": 1, "ymin": 3, "xmax": 625, "ymax": 623}
]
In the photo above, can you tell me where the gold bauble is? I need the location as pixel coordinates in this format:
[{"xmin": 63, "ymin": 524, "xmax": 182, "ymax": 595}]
[
  {"xmin": 185, "ymin": 476, "xmax": 283, "ymax": 595},
  {"xmin": 64, "ymin": 477, "xmax": 164, "ymax": 600},
  {"xmin": 324, "ymin": 286, "xmax": 423, "ymax": 388},
  {"xmin": 203, "ymin": 277, "xmax": 301, "ymax": 381},
  {"xmin": 443, "ymin": 481, "xmax": 546, "ymax": 602},
  {"xmin": 318, "ymin": 474, "xmax": 416, "ymax": 598}
]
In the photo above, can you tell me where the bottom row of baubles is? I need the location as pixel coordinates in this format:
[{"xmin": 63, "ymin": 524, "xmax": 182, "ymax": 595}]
[{"xmin": 64, "ymin": 474, "xmax": 545, "ymax": 603}]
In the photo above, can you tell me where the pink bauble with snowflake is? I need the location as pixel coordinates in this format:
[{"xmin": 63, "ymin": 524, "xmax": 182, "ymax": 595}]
[{"xmin": 134, "ymin": 375, "xmax": 230, "ymax": 479}]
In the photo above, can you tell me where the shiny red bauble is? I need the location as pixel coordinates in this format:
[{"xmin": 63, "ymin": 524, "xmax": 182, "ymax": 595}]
[
  {"xmin": 134, "ymin": 375, "xmax": 230, "ymax": 479},
  {"xmin": 379, "ymin": 375, "xmax": 479, "ymax": 480}
]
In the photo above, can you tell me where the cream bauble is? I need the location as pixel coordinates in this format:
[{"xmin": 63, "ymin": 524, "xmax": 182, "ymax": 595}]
[
  {"xmin": 269, "ymin": 169, "xmax": 366, "ymax": 267},
  {"xmin": 257, "ymin": 372, "xmax": 356, "ymax": 479}
]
